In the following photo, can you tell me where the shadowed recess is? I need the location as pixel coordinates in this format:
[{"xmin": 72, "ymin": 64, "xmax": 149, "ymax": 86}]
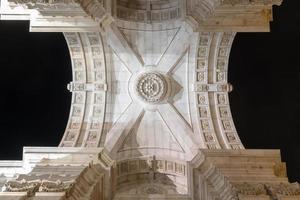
[{"xmin": 0, "ymin": 21, "xmax": 72, "ymax": 160}]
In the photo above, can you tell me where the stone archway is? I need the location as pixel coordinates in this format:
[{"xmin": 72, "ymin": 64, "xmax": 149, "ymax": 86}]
[
  {"xmin": 2, "ymin": 1, "xmax": 298, "ymax": 200},
  {"xmin": 60, "ymin": 27, "xmax": 244, "ymax": 154}
]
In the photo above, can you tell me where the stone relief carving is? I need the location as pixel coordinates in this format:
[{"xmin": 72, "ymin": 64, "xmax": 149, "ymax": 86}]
[
  {"xmin": 195, "ymin": 83, "xmax": 233, "ymax": 92},
  {"xmin": 233, "ymin": 182, "xmax": 267, "ymax": 196},
  {"xmin": 265, "ymin": 182, "xmax": 300, "ymax": 197},
  {"xmin": 4, "ymin": 179, "xmax": 41, "ymax": 195},
  {"xmin": 8, "ymin": 0, "xmax": 80, "ymax": 9},
  {"xmin": 117, "ymin": 158, "xmax": 186, "ymax": 178},
  {"xmin": 39, "ymin": 180, "xmax": 74, "ymax": 192},
  {"xmin": 68, "ymin": 82, "xmax": 107, "ymax": 92},
  {"xmin": 116, "ymin": 0, "xmax": 181, "ymax": 23},
  {"xmin": 196, "ymin": 33, "xmax": 224, "ymax": 149},
  {"xmin": 134, "ymin": 72, "xmax": 168, "ymax": 104},
  {"xmin": 61, "ymin": 32, "xmax": 106, "ymax": 148},
  {"xmin": 229, "ymin": 182, "xmax": 300, "ymax": 199},
  {"xmin": 4, "ymin": 179, "xmax": 74, "ymax": 195},
  {"xmin": 222, "ymin": 0, "xmax": 282, "ymax": 5},
  {"xmin": 140, "ymin": 185, "xmax": 165, "ymax": 195}
]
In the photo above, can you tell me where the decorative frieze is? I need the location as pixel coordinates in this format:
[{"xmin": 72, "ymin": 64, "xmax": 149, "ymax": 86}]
[
  {"xmin": 222, "ymin": 0, "xmax": 282, "ymax": 6},
  {"xmin": 4, "ymin": 179, "xmax": 40, "ymax": 196},
  {"xmin": 4, "ymin": 179, "xmax": 74, "ymax": 196},
  {"xmin": 7, "ymin": 0, "xmax": 81, "ymax": 11},
  {"xmin": 39, "ymin": 180, "xmax": 74, "ymax": 193},
  {"xmin": 116, "ymin": 158, "xmax": 186, "ymax": 177},
  {"xmin": 233, "ymin": 182, "xmax": 267, "ymax": 196},
  {"xmin": 67, "ymin": 82, "xmax": 107, "ymax": 92},
  {"xmin": 2, "ymin": 157, "xmax": 105, "ymax": 199},
  {"xmin": 61, "ymin": 32, "xmax": 106, "ymax": 148},
  {"xmin": 266, "ymin": 182, "xmax": 300, "ymax": 198},
  {"xmin": 209, "ymin": 32, "xmax": 244, "ymax": 149},
  {"xmin": 195, "ymin": 33, "xmax": 221, "ymax": 150},
  {"xmin": 196, "ymin": 33, "xmax": 211, "ymax": 84},
  {"xmin": 116, "ymin": 0, "xmax": 181, "ymax": 23},
  {"xmin": 194, "ymin": 83, "xmax": 233, "ymax": 92},
  {"xmin": 233, "ymin": 182, "xmax": 300, "ymax": 198}
]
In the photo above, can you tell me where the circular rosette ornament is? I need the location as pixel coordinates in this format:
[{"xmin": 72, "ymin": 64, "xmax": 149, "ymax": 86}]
[{"xmin": 135, "ymin": 72, "xmax": 168, "ymax": 104}]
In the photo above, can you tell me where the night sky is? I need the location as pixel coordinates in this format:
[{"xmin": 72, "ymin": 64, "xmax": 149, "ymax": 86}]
[
  {"xmin": 0, "ymin": 1, "xmax": 300, "ymax": 182},
  {"xmin": 0, "ymin": 21, "xmax": 72, "ymax": 159}
]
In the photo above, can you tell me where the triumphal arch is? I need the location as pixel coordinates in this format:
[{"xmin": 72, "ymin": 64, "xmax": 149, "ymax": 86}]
[{"xmin": 1, "ymin": 0, "xmax": 299, "ymax": 199}]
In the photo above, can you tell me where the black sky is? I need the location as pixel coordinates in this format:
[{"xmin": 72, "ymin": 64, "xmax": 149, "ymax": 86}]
[
  {"xmin": 0, "ymin": 0, "xmax": 300, "ymax": 182},
  {"xmin": 229, "ymin": 1, "xmax": 300, "ymax": 182},
  {"xmin": 0, "ymin": 21, "xmax": 72, "ymax": 159}
]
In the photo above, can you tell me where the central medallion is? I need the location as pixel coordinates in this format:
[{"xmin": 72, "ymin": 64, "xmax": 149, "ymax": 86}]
[{"xmin": 134, "ymin": 72, "xmax": 168, "ymax": 104}]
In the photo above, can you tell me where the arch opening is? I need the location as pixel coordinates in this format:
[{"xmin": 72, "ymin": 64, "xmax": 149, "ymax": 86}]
[
  {"xmin": 228, "ymin": 32, "xmax": 300, "ymax": 182},
  {"xmin": 0, "ymin": 21, "xmax": 72, "ymax": 160}
]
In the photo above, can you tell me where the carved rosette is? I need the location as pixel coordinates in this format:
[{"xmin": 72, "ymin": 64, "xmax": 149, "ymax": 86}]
[{"xmin": 134, "ymin": 72, "xmax": 168, "ymax": 104}]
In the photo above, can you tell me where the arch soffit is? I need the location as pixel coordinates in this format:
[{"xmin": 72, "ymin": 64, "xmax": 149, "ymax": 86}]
[{"xmin": 60, "ymin": 19, "xmax": 244, "ymax": 162}]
